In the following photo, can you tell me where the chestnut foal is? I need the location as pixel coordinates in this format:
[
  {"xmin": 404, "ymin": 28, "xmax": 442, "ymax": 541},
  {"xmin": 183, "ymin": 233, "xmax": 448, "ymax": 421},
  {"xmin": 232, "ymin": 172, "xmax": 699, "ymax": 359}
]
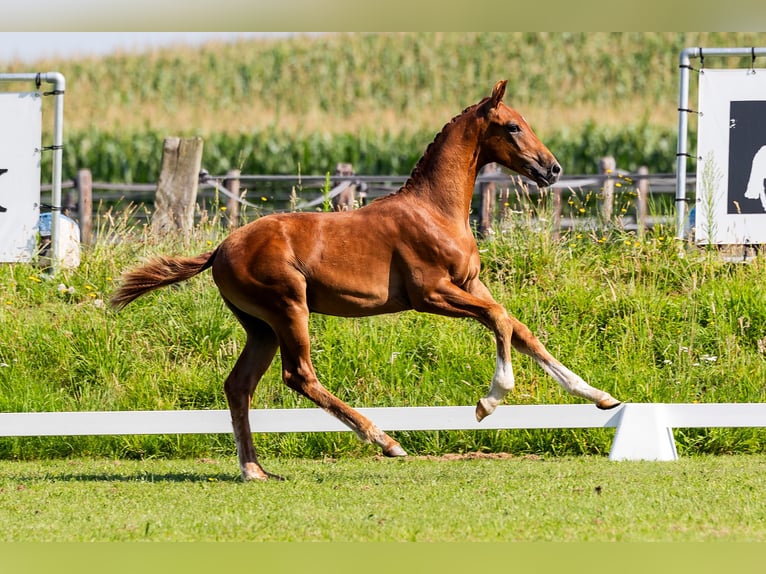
[{"xmin": 112, "ymin": 80, "xmax": 620, "ymax": 480}]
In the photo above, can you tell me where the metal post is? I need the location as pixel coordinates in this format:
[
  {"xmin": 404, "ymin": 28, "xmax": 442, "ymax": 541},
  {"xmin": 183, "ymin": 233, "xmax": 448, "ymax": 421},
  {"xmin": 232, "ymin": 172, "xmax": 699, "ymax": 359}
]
[
  {"xmin": 47, "ymin": 73, "xmax": 66, "ymax": 275},
  {"xmin": 675, "ymin": 48, "xmax": 696, "ymax": 241}
]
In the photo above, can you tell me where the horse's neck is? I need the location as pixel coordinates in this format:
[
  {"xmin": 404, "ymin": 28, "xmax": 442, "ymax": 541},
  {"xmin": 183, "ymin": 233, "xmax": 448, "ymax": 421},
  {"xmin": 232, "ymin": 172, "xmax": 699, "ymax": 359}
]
[{"xmin": 404, "ymin": 115, "xmax": 482, "ymax": 220}]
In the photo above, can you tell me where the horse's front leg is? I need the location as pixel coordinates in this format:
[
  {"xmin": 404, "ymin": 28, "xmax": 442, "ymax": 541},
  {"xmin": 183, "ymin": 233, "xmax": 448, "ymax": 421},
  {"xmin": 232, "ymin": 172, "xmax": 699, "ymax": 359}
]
[
  {"xmin": 462, "ymin": 279, "xmax": 620, "ymax": 416},
  {"xmin": 415, "ymin": 278, "xmax": 518, "ymax": 420},
  {"xmin": 474, "ymin": 308, "xmax": 517, "ymax": 421},
  {"xmin": 419, "ymin": 278, "xmax": 620, "ymax": 420},
  {"xmin": 504, "ymin": 315, "xmax": 621, "ymax": 412}
]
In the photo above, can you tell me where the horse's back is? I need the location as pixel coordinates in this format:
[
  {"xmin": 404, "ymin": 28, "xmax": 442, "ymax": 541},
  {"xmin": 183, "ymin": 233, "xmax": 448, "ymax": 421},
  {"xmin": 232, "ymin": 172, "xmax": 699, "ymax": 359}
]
[{"xmin": 212, "ymin": 208, "xmax": 412, "ymax": 317}]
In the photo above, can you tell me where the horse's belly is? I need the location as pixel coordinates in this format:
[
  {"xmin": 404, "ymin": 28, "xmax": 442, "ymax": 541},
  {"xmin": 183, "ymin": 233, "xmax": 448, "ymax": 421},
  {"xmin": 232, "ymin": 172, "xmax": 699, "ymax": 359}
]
[{"xmin": 306, "ymin": 285, "xmax": 409, "ymax": 317}]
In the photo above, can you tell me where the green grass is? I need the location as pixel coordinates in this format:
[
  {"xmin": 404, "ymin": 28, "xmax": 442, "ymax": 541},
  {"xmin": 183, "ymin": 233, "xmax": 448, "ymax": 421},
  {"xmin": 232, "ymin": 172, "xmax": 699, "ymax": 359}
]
[
  {"xmin": 1, "ymin": 204, "xmax": 766, "ymax": 460},
  {"xmin": 2, "ymin": 455, "xmax": 766, "ymax": 541}
]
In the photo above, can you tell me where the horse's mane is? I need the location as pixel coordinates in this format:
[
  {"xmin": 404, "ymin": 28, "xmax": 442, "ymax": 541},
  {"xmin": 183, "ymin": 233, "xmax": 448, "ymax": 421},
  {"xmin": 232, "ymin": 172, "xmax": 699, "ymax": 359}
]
[{"xmin": 374, "ymin": 96, "xmax": 490, "ymax": 203}]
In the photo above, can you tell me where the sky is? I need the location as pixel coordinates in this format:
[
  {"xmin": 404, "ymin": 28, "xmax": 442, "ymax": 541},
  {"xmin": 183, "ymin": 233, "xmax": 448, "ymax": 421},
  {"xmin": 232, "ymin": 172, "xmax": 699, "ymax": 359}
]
[{"xmin": 0, "ymin": 32, "xmax": 290, "ymax": 64}]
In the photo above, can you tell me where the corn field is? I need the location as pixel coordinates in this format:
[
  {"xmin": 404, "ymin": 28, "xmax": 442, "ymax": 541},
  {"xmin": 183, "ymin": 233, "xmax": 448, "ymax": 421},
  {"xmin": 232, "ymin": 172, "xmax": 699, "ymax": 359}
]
[{"xmin": 6, "ymin": 32, "xmax": 762, "ymax": 182}]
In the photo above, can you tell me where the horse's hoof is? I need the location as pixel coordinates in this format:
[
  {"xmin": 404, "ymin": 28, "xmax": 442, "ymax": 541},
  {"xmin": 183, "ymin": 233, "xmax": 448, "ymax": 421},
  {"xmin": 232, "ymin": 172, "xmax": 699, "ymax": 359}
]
[
  {"xmin": 242, "ymin": 473, "xmax": 268, "ymax": 482},
  {"xmin": 475, "ymin": 398, "xmax": 494, "ymax": 422},
  {"xmin": 241, "ymin": 463, "xmax": 285, "ymax": 482},
  {"xmin": 596, "ymin": 397, "xmax": 621, "ymax": 410},
  {"xmin": 242, "ymin": 471, "xmax": 285, "ymax": 482},
  {"xmin": 384, "ymin": 444, "xmax": 408, "ymax": 457}
]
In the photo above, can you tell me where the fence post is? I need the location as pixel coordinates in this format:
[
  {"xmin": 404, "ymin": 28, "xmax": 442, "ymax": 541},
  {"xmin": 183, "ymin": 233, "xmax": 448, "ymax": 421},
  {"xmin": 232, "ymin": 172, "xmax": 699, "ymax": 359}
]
[
  {"xmin": 552, "ymin": 187, "xmax": 562, "ymax": 240},
  {"xmin": 224, "ymin": 169, "xmax": 241, "ymax": 230},
  {"xmin": 75, "ymin": 168, "xmax": 93, "ymax": 245},
  {"xmin": 331, "ymin": 162, "xmax": 358, "ymax": 211},
  {"xmin": 479, "ymin": 180, "xmax": 495, "ymax": 237},
  {"xmin": 477, "ymin": 163, "xmax": 501, "ymax": 237},
  {"xmin": 152, "ymin": 137, "xmax": 204, "ymax": 236},
  {"xmin": 636, "ymin": 166, "xmax": 649, "ymax": 238},
  {"xmin": 63, "ymin": 185, "xmax": 77, "ymax": 216},
  {"xmin": 599, "ymin": 156, "xmax": 616, "ymax": 222}
]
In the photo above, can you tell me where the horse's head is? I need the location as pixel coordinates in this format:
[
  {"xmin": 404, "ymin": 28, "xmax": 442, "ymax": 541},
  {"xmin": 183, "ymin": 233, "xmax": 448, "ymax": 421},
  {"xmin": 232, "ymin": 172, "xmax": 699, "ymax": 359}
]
[{"xmin": 479, "ymin": 80, "xmax": 561, "ymax": 188}]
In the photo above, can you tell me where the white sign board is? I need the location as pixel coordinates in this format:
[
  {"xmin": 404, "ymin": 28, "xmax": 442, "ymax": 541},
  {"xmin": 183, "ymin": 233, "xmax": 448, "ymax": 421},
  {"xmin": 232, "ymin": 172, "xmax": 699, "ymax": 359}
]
[
  {"xmin": 696, "ymin": 69, "xmax": 766, "ymax": 244},
  {"xmin": 0, "ymin": 92, "xmax": 42, "ymax": 261}
]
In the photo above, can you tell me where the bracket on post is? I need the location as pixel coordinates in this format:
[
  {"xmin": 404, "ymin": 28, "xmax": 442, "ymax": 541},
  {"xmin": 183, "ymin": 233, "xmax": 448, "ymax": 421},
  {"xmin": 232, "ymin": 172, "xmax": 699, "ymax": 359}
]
[{"xmin": 609, "ymin": 403, "xmax": 678, "ymax": 461}]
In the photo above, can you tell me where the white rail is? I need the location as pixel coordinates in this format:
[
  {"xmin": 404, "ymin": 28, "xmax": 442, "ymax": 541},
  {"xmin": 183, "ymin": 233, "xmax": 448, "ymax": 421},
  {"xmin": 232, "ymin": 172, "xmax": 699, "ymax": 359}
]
[{"xmin": 2, "ymin": 402, "xmax": 765, "ymax": 461}]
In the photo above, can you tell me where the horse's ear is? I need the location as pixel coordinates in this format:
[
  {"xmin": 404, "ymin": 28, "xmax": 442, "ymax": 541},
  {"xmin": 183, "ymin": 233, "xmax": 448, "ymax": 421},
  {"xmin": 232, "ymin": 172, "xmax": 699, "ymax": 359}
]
[{"xmin": 489, "ymin": 80, "xmax": 507, "ymax": 108}]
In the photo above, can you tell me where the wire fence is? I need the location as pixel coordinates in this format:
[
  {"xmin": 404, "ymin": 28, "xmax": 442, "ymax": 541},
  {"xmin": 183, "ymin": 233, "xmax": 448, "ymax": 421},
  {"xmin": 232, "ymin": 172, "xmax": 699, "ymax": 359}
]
[{"xmin": 41, "ymin": 168, "xmax": 693, "ymax": 243}]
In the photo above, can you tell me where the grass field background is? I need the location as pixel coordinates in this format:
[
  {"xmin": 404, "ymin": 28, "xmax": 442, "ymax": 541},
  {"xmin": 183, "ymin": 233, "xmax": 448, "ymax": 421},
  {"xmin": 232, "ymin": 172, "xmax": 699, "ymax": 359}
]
[{"xmin": 1, "ymin": 204, "xmax": 765, "ymax": 460}]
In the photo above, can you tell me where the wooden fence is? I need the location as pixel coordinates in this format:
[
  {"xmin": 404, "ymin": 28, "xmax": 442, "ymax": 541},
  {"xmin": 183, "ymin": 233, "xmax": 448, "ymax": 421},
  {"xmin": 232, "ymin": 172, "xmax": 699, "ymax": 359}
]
[{"xmin": 42, "ymin": 160, "xmax": 690, "ymax": 245}]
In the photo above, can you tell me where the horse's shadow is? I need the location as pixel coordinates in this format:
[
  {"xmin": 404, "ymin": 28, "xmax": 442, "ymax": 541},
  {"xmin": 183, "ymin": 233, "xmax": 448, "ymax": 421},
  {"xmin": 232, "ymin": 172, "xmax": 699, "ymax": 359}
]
[{"xmin": 17, "ymin": 471, "xmax": 244, "ymax": 483}]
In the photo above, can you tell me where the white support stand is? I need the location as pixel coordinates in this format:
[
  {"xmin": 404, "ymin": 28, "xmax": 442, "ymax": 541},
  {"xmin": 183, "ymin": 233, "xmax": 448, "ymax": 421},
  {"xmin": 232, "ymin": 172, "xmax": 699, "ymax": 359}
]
[{"xmin": 609, "ymin": 403, "xmax": 678, "ymax": 461}]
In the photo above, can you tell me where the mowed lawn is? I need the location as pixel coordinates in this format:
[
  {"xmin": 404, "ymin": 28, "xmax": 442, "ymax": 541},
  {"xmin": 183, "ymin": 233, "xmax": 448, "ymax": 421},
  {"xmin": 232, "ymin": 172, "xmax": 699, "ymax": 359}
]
[{"xmin": 2, "ymin": 454, "xmax": 765, "ymax": 542}]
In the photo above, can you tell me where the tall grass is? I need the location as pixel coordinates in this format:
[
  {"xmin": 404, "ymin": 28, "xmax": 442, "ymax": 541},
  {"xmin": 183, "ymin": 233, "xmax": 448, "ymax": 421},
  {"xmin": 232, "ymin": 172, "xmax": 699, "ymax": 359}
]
[{"xmin": 1, "ymin": 198, "xmax": 765, "ymax": 460}]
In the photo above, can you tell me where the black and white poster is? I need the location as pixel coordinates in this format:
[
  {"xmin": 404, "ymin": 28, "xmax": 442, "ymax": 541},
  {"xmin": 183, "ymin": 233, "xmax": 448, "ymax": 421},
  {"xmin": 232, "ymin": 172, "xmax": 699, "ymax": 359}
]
[
  {"xmin": 729, "ymin": 100, "xmax": 766, "ymax": 214},
  {"xmin": 696, "ymin": 69, "xmax": 766, "ymax": 244},
  {"xmin": 0, "ymin": 91, "xmax": 42, "ymax": 262}
]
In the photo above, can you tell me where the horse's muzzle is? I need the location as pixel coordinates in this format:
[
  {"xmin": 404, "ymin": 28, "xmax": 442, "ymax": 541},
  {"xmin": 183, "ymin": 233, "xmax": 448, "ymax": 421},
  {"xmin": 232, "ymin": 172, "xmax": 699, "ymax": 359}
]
[
  {"xmin": 531, "ymin": 161, "xmax": 561, "ymax": 188},
  {"xmin": 547, "ymin": 161, "xmax": 562, "ymax": 185}
]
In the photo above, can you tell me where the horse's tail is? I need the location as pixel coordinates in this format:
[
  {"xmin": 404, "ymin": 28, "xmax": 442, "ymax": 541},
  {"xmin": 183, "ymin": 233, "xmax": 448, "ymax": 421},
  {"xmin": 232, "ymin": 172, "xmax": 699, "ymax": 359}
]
[{"xmin": 110, "ymin": 250, "xmax": 217, "ymax": 309}]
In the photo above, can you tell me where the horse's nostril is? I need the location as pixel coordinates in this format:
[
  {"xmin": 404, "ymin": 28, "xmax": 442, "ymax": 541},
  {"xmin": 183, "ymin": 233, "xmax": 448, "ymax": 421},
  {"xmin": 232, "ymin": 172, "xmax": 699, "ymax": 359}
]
[{"xmin": 551, "ymin": 163, "xmax": 561, "ymax": 176}]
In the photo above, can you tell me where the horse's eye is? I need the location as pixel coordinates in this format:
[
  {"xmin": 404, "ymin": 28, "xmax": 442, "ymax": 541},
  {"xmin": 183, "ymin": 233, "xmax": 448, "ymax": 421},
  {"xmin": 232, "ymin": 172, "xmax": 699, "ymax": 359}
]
[{"xmin": 506, "ymin": 123, "xmax": 521, "ymax": 134}]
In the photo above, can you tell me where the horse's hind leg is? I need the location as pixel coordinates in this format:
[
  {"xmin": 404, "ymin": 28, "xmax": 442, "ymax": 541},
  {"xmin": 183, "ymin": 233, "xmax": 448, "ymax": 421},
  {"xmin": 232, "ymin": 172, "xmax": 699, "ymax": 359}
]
[
  {"xmin": 275, "ymin": 307, "xmax": 407, "ymax": 458},
  {"xmin": 224, "ymin": 312, "xmax": 281, "ymax": 481}
]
